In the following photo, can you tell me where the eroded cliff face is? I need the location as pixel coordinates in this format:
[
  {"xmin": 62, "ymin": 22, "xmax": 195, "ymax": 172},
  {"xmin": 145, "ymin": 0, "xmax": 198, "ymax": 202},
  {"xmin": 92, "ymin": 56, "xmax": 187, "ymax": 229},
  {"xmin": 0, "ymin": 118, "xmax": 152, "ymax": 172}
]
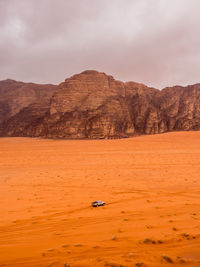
[
  {"xmin": 0, "ymin": 79, "xmax": 57, "ymax": 124},
  {"xmin": 159, "ymin": 85, "xmax": 200, "ymax": 131},
  {"xmin": 44, "ymin": 70, "xmax": 135, "ymax": 138},
  {"xmin": 1, "ymin": 70, "xmax": 200, "ymax": 139}
]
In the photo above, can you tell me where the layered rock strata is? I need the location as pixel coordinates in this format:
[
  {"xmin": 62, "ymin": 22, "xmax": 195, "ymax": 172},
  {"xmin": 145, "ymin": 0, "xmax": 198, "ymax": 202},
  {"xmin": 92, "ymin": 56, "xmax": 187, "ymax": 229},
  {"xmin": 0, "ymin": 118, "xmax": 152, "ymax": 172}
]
[
  {"xmin": 0, "ymin": 79, "xmax": 57, "ymax": 135},
  {"xmin": 1, "ymin": 70, "xmax": 200, "ymax": 139}
]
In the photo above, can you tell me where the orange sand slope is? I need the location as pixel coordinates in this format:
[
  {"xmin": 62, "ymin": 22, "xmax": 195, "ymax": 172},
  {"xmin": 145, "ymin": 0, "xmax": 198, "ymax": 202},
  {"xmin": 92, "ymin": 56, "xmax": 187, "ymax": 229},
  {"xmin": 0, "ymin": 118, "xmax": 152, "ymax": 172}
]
[{"xmin": 0, "ymin": 132, "xmax": 200, "ymax": 267}]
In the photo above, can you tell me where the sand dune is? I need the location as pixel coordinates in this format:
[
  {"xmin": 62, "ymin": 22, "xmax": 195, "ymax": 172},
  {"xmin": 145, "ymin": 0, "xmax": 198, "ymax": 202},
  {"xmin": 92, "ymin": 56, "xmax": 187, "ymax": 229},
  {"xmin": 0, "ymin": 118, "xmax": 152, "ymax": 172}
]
[{"xmin": 0, "ymin": 132, "xmax": 200, "ymax": 266}]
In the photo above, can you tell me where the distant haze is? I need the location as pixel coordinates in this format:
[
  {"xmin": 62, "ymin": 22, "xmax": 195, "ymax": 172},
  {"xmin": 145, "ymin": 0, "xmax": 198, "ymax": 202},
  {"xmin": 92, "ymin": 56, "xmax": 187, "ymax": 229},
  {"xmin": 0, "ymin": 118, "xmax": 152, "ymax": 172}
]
[{"xmin": 0, "ymin": 0, "xmax": 200, "ymax": 89}]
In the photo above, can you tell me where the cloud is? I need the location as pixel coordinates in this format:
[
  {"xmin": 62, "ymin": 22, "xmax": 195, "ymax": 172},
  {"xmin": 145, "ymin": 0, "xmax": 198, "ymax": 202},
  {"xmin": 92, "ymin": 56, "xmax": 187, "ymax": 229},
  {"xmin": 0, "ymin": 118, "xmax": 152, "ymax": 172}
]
[{"xmin": 0, "ymin": 0, "xmax": 200, "ymax": 88}]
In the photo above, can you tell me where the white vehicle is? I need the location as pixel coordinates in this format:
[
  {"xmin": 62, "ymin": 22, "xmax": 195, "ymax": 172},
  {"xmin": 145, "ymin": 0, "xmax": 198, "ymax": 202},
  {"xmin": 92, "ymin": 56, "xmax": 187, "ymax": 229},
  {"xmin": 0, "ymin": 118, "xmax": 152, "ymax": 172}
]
[{"xmin": 91, "ymin": 200, "xmax": 106, "ymax": 207}]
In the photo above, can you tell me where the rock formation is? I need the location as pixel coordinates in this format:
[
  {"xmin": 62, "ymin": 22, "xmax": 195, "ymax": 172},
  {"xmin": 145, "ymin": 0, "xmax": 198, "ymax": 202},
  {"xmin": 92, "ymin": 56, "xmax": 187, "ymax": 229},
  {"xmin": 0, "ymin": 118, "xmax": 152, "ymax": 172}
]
[
  {"xmin": 1, "ymin": 70, "xmax": 200, "ymax": 138},
  {"xmin": 0, "ymin": 79, "xmax": 57, "ymax": 135},
  {"xmin": 0, "ymin": 79, "xmax": 57, "ymax": 122}
]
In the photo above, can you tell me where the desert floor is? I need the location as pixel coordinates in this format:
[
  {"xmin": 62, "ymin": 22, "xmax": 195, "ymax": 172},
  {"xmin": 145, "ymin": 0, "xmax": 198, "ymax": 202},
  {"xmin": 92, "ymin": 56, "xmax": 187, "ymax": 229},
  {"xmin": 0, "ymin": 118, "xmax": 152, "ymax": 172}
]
[{"xmin": 0, "ymin": 132, "xmax": 200, "ymax": 267}]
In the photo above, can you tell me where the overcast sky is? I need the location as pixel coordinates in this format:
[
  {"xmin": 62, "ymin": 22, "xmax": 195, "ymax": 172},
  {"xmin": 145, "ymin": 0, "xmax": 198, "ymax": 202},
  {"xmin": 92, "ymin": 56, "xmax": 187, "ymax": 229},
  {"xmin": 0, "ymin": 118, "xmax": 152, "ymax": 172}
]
[{"xmin": 0, "ymin": 0, "xmax": 200, "ymax": 89}]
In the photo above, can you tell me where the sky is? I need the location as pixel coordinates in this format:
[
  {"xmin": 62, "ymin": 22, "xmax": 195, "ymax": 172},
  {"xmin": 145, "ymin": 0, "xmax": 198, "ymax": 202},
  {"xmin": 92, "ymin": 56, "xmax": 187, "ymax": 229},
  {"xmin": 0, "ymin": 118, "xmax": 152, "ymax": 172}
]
[{"xmin": 0, "ymin": 0, "xmax": 200, "ymax": 89}]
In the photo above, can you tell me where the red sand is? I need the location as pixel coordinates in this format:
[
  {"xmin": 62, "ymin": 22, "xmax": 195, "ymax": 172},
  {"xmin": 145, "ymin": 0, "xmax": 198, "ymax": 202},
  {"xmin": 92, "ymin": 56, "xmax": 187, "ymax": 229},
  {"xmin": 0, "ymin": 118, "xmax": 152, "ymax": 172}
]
[{"xmin": 0, "ymin": 132, "xmax": 200, "ymax": 266}]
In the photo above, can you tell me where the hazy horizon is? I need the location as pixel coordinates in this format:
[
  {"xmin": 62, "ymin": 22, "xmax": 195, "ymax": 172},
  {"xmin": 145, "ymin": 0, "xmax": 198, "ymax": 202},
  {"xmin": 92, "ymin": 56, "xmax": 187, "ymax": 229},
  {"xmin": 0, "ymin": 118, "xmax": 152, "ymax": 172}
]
[{"xmin": 1, "ymin": 0, "xmax": 200, "ymax": 89}]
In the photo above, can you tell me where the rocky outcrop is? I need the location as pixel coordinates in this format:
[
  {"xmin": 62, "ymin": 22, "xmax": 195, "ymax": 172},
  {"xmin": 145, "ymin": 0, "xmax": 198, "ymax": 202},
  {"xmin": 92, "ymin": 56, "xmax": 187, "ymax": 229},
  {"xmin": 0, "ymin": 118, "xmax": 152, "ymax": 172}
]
[
  {"xmin": 0, "ymin": 79, "xmax": 57, "ymax": 124},
  {"xmin": 1, "ymin": 70, "xmax": 200, "ymax": 139},
  {"xmin": 159, "ymin": 85, "xmax": 200, "ymax": 131}
]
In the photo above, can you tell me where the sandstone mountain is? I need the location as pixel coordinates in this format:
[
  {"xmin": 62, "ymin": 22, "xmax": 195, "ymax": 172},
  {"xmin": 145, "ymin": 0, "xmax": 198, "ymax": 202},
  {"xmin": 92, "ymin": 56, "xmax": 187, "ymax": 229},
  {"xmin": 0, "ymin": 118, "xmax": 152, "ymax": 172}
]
[
  {"xmin": 0, "ymin": 79, "xmax": 57, "ymax": 134},
  {"xmin": 1, "ymin": 70, "xmax": 200, "ymax": 138}
]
